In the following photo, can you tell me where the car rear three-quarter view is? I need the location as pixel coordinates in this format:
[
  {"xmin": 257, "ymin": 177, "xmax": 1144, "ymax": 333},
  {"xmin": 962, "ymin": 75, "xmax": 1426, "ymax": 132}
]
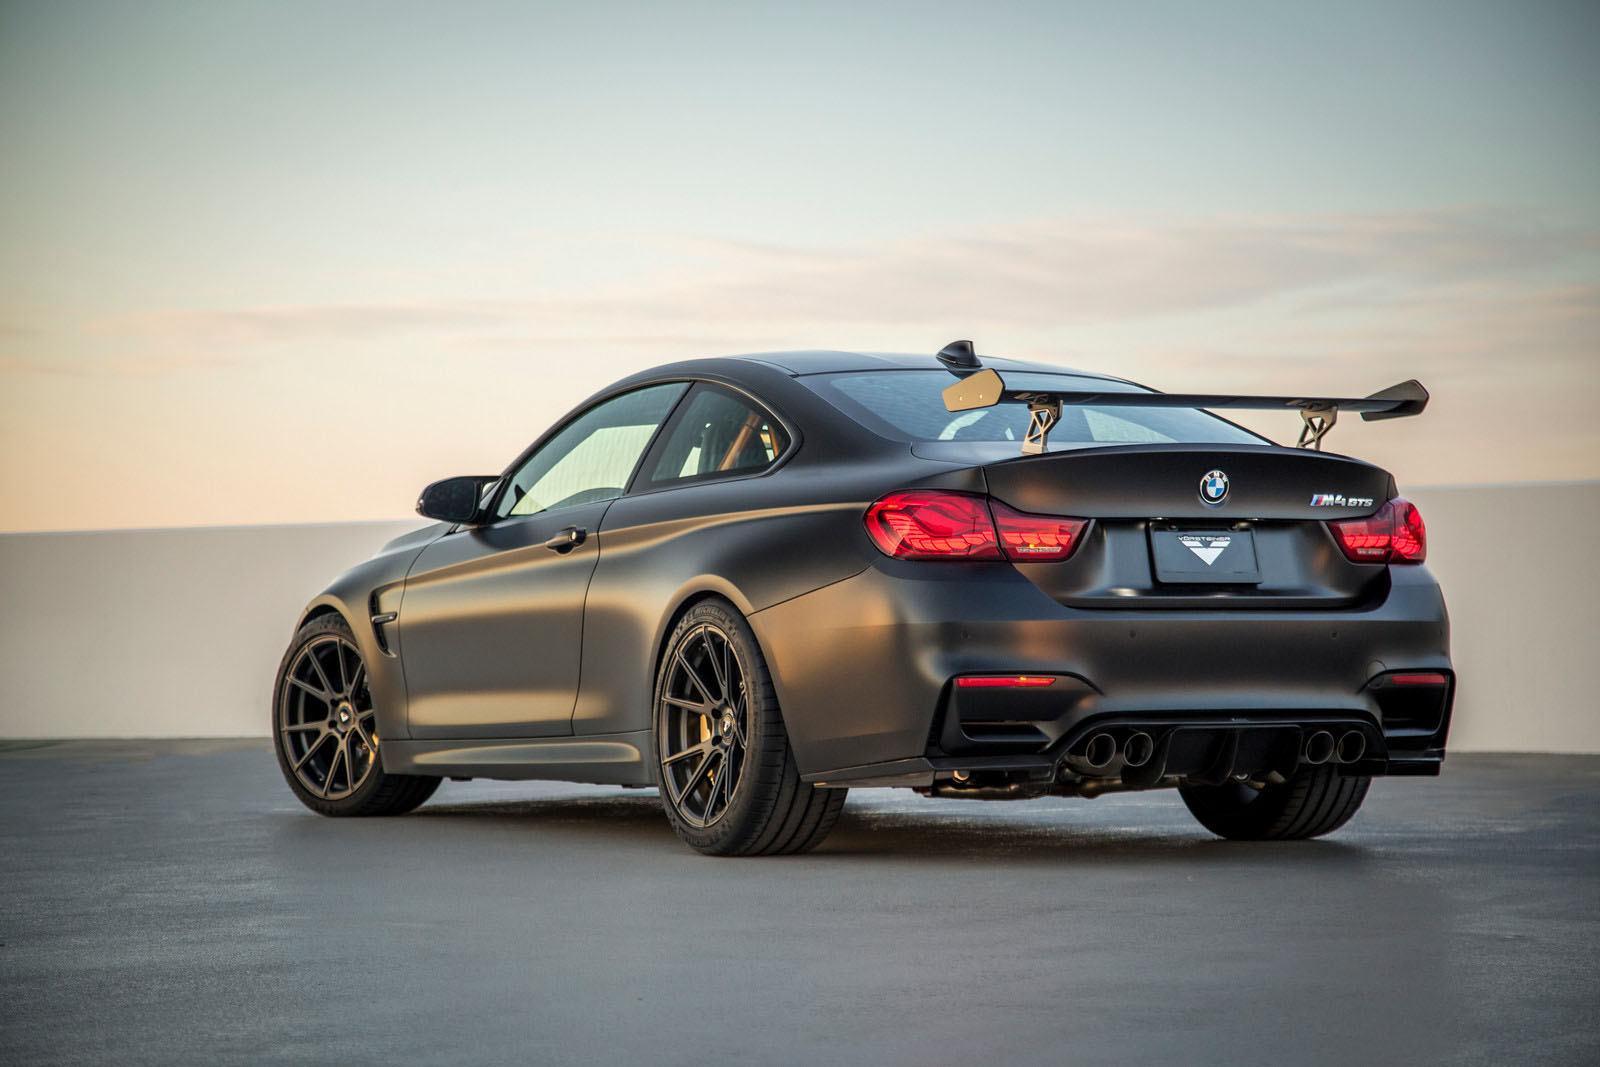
[{"xmin": 272, "ymin": 341, "xmax": 1454, "ymax": 855}]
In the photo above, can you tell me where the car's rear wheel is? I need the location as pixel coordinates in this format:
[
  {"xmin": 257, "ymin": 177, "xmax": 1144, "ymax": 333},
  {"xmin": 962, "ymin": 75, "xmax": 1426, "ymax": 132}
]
[
  {"xmin": 272, "ymin": 614, "xmax": 440, "ymax": 817},
  {"xmin": 1179, "ymin": 763, "xmax": 1369, "ymax": 841},
  {"xmin": 654, "ymin": 599, "xmax": 845, "ymax": 856}
]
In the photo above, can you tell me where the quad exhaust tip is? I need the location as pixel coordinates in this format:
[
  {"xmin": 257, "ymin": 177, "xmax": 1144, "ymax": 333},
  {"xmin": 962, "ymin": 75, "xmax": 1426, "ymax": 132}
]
[
  {"xmin": 1336, "ymin": 730, "xmax": 1367, "ymax": 764},
  {"xmin": 1123, "ymin": 731, "xmax": 1154, "ymax": 769},
  {"xmin": 1303, "ymin": 730, "xmax": 1336, "ymax": 766},
  {"xmin": 1082, "ymin": 733, "xmax": 1117, "ymax": 769}
]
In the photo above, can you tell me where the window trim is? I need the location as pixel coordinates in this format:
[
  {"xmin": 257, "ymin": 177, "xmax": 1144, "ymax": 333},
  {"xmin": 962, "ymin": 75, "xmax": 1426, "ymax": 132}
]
[
  {"xmin": 480, "ymin": 380, "xmax": 693, "ymax": 525},
  {"xmin": 626, "ymin": 380, "xmax": 801, "ymax": 497}
]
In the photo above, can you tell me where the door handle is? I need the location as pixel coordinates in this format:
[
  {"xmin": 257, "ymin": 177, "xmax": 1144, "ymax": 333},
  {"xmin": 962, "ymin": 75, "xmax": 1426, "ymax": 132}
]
[{"xmin": 545, "ymin": 526, "xmax": 587, "ymax": 552}]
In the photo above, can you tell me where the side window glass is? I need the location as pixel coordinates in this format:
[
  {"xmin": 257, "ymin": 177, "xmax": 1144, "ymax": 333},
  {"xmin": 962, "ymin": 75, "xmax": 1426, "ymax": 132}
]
[
  {"xmin": 644, "ymin": 385, "xmax": 791, "ymax": 489},
  {"xmin": 495, "ymin": 383, "xmax": 686, "ymax": 519}
]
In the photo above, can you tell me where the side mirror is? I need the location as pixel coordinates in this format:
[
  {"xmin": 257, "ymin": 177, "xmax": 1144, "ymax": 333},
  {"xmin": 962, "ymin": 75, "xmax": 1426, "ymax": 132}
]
[{"xmin": 417, "ymin": 475, "xmax": 497, "ymax": 524}]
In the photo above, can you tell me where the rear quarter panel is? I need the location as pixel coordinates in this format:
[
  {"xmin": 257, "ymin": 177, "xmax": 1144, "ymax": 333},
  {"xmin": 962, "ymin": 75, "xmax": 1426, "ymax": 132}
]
[{"xmin": 572, "ymin": 459, "xmax": 930, "ymax": 737}]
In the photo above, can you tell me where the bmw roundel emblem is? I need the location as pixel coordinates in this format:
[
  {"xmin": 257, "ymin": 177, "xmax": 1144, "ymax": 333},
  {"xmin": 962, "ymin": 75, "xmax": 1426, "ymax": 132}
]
[{"xmin": 1200, "ymin": 469, "xmax": 1229, "ymax": 505}]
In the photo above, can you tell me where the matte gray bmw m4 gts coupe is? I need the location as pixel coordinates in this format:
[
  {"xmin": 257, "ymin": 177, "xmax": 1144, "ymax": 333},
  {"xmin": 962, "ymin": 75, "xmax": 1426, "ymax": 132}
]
[{"xmin": 273, "ymin": 341, "xmax": 1453, "ymax": 855}]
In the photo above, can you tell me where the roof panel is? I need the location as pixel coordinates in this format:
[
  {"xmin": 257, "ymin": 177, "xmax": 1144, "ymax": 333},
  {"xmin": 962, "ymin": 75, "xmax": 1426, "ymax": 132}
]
[{"xmin": 729, "ymin": 349, "xmax": 1118, "ymax": 380}]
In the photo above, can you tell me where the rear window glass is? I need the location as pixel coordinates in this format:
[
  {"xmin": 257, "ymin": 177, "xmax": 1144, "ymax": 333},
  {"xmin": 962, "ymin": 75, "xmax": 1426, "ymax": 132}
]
[{"xmin": 804, "ymin": 371, "xmax": 1266, "ymax": 448}]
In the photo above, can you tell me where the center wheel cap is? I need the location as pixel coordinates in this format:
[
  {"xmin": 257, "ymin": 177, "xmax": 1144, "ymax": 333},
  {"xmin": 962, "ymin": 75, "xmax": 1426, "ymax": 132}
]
[{"xmin": 720, "ymin": 711, "xmax": 735, "ymax": 737}]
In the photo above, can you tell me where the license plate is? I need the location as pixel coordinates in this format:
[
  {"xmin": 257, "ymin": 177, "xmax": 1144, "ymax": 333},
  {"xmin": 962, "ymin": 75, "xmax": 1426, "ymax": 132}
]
[{"xmin": 1149, "ymin": 527, "xmax": 1261, "ymax": 584}]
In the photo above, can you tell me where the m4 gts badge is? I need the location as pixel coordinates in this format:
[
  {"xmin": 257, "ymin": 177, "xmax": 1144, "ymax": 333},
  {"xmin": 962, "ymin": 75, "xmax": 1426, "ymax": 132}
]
[{"xmin": 1310, "ymin": 493, "xmax": 1374, "ymax": 508}]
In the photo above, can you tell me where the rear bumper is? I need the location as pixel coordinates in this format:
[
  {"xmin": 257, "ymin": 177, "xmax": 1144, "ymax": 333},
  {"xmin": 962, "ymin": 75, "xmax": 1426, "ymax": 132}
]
[{"xmin": 749, "ymin": 558, "xmax": 1452, "ymax": 784}]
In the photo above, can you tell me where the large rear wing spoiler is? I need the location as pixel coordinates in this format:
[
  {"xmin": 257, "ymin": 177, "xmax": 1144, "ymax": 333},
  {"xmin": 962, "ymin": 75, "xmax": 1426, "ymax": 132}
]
[{"xmin": 937, "ymin": 346, "xmax": 1428, "ymax": 455}]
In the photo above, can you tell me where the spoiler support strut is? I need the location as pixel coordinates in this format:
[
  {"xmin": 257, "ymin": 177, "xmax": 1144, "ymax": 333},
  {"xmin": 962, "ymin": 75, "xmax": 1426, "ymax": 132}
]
[
  {"xmin": 1022, "ymin": 398, "xmax": 1061, "ymax": 455},
  {"xmin": 1297, "ymin": 405, "xmax": 1337, "ymax": 450}
]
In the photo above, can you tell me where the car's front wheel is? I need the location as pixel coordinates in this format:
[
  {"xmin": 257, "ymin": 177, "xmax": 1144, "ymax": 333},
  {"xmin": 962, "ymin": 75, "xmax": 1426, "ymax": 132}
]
[
  {"xmin": 272, "ymin": 614, "xmax": 440, "ymax": 817},
  {"xmin": 1179, "ymin": 763, "xmax": 1370, "ymax": 841},
  {"xmin": 654, "ymin": 599, "xmax": 845, "ymax": 856}
]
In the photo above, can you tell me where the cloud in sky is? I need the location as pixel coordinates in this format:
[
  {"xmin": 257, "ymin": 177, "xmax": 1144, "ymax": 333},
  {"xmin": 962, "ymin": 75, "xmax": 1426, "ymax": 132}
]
[
  {"xmin": 2, "ymin": 207, "xmax": 1595, "ymax": 532},
  {"xmin": 103, "ymin": 206, "xmax": 1598, "ymax": 342},
  {"xmin": 1, "ymin": 2, "xmax": 1595, "ymax": 531}
]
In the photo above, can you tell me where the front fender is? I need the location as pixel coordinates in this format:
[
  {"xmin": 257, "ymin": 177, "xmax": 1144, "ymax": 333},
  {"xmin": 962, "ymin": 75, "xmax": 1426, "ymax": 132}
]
[{"xmin": 283, "ymin": 529, "xmax": 441, "ymax": 750}]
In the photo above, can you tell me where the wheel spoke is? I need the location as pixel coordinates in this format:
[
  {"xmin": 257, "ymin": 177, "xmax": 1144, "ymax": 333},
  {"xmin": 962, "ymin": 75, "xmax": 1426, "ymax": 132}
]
[
  {"xmin": 322, "ymin": 740, "xmax": 346, "ymax": 797},
  {"xmin": 675, "ymin": 646, "xmax": 716, "ymax": 707},
  {"xmin": 348, "ymin": 662, "xmax": 366, "ymax": 701},
  {"xmin": 306, "ymin": 645, "xmax": 336, "ymax": 697},
  {"xmin": 673, "ymin": 749, "xmax": 715, "ymax": 807},
  {"xmin": 334, "ymin": 643, "xmax": 349, "ymax": 696},
  {"xmin": 703, "ymin": 631, "xmax": 728, "ymax": 702},
  {"xmin": 292, "ymin": 732, "xmax": 331, "ymax": 772},
  {"xmin": 707, "ymin": 756, "xmax": 729, "ymax": 817},
  {"xmin": 663, "ymin": 739, "xmax": 712, "ymax": 767},
  {"xmin": 283, "ymin": 721, "xmax": 323, "ymax": 734},
  {"xmin": 663, "ymin": 694, "xmax": 711, "ymax": 713},
  {"xmin": 288, "ymin": 675, "xmax": 332, "ymax": 702},
  {"xmin": 354, "ymin": 714, "xmax": 378, "ymax": 749}
]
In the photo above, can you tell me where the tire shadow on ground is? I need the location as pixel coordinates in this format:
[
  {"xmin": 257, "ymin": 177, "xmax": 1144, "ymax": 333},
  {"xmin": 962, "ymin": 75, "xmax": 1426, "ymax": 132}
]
[{"xmin": 401, "ymin": 792, "xmax": 1370, "ymax": 868}]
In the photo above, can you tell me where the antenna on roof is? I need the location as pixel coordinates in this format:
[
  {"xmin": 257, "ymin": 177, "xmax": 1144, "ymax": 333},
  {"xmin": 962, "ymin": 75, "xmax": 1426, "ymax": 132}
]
[{"xmin": 935, "ymin": 339, "xmax": 982, "ymax": 372}]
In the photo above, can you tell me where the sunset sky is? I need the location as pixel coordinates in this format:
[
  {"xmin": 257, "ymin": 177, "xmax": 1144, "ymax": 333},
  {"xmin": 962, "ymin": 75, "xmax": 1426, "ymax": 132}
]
[{"xmin": 2, "ymin": 1, "xmax": 1595, "ymax": 533}]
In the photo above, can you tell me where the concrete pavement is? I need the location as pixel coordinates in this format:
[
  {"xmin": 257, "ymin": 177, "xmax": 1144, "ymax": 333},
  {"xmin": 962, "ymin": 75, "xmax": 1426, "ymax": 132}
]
[{"xmin": 1, "ymin": 742, "xmax": 1596, "ymax": 1065}]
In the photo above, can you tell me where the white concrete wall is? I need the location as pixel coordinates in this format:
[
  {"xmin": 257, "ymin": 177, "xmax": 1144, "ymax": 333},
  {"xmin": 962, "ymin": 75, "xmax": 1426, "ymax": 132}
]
[
  {"xmin": 0, "ymin": 522, "xmax": 417, "ymax": 742},
  {"xmin": 1, "ymin": 483, "xmax": 1595, "ymax": 752},
  {"xmin": 1402, "ymin": 483, "xmax": 1598, "ymax": 753}
]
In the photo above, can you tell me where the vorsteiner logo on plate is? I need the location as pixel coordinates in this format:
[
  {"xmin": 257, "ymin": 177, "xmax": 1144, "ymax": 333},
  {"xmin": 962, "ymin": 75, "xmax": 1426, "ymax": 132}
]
[{"xmin": 1178, "ymin": 534, "xmax": 1232, "ymax": 565}]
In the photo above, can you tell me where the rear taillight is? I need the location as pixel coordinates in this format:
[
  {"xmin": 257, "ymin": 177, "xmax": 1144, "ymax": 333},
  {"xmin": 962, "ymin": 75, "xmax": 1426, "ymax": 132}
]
[
  {"xmin": 1329, "ymin": 497, "xmax": 1427, "ymax": 565},
  {"xmin": 1390, "ymin": 499, "xmax": 1426, "ymax": 562},
  {"xmin": 864, "ymin": 490, "xmax": 1086, "ymax": 562},
  {"xmin": 864, "ymin": 490, "xmax": 1002, "ymax": 560},
  {"xmin": 991, "ymin": 501, "xmax": 1087, "ymax": 561}
]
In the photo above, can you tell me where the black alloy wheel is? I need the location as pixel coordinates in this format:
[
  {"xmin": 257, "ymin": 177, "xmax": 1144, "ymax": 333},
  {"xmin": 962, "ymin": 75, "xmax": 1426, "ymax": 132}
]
[
  {"xmin": 272, "ymin": 614, "xmax": 440, "ymax": 817},
  {"xmin": 658, "ymin": 622, "xmax": 750, "ymax": 828},
  {"xmin": 653, "ymin": 599, "xmax": 846, "ymax": 856},
  {"xmin": 280, "ymin": 633, "xmax": 379, "ymax": 800}
]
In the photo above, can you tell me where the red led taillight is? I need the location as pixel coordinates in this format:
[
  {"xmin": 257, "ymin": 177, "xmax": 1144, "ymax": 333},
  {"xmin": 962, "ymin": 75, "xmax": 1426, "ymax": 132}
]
[
  {"xmin": 954, "ymin": 675, "xmax": 1056, "ymax": 688},
  {"xmin": 864, "ymin": 491, "xmax": 1087, "ymax": 562},
  {"xmin": 1328, "ymin": 497, "xmax": 1427, "ymax": 565},
  {"xmin": 1390, "ymin": 499, "xmax": 1426, "ymax": 562},
  {"xmin": 991, "ymin": 501, "xmax": 1087, "ymax": 562},
  {"xmin": 863, "ymin": 490, "xmax": 1002, "ymax": 560}
]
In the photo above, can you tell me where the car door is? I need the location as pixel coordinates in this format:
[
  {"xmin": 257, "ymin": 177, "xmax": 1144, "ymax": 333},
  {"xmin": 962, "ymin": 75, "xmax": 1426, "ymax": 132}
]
[
  {"xmin": 398, "ymin": 382, "xmax": 688, "ymax": 739},
  {"xmin": 571, "ymin": 381, "xmax": 798, "ymax": 737}
]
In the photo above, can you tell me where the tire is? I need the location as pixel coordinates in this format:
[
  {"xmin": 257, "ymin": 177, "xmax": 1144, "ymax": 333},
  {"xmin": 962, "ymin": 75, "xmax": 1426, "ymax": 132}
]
[
  {"xmin": 653, "ymin": 599, "xmax": 846, "ymax": 857},
  {"xmin": 272, "ymin": 613, "xmax": 441, "ymax": 817},
  {"xmin": 1179, "ymin": 764, "xmax": 1370, "ymax": 841}
]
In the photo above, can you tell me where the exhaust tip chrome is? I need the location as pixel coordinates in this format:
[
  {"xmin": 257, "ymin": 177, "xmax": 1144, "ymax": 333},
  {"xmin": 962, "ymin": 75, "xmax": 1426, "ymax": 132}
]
[
  {"xmin": 1123, "ymin": 731, "xmax": 1154, "ymax": 768},
  {"xmin": 1303, "ymin": 730, "xmax": 1336, "ymax": 766},
  {"xmin": 1335, "ymin": 730, "xmax": 1367, "ymax": 764},
  {"xmin": 1082, "ymin": 733, "xmax": 1117, "ymax": 769}
]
